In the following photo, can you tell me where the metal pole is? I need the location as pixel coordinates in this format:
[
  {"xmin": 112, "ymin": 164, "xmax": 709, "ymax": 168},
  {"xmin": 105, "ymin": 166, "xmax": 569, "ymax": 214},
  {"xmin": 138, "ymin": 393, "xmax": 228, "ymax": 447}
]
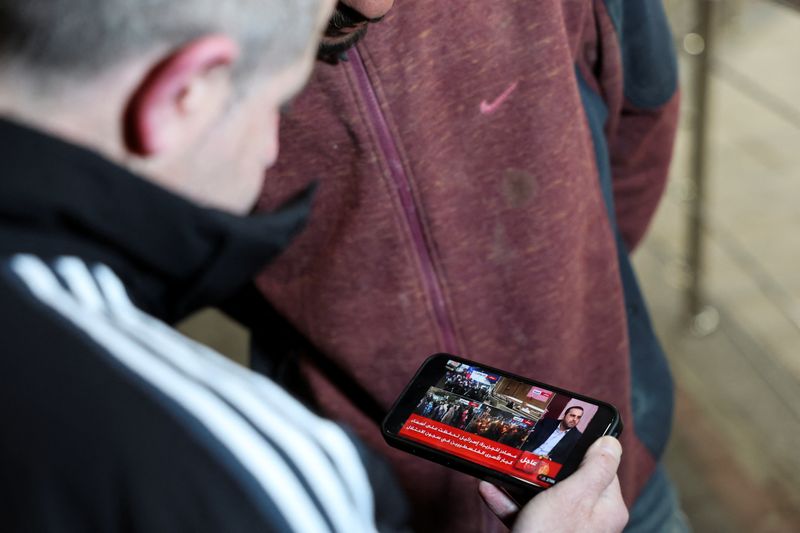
[{"xmin": 685, "ymin": 0, "xmax": 717, "ymax": 332}]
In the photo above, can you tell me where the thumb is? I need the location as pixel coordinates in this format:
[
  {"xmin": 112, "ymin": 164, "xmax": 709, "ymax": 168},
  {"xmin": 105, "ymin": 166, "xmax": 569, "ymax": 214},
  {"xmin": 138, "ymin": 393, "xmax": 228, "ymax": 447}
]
[{"xmin": 567, "ymin": 436, "xmax": 622, "ymax": 496}]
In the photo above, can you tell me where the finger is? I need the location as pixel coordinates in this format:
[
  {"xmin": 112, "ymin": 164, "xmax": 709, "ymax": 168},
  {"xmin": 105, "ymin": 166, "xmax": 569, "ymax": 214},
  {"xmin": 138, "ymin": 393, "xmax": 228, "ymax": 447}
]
[
  {"xmin": 569, "ymin": 437, "xmax": 622, "ymax": 496},
  {"xmin": 584, "ymin": 435, "xmax": 622, "ymax": 461},
  {"xmin": 478, "ymin": 481, "xmax": 519, "ymax": 528},
  {"xmin": 595, "ymin": 475, "xmax": 629, "ymax": 532},
  {"xmin": 599, "ymin": 474, "xmax": 624, "ymax": 506}
]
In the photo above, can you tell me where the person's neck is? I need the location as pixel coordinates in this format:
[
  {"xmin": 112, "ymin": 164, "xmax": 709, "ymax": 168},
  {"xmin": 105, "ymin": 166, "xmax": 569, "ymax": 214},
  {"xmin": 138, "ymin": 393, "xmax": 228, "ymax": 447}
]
[
  {"xmin": 0, "ymin": 71, "xmax": 128, "ymax": 167},
  {"xmin": 0, "ymin": 111, "xmax": 119, "ymax": 167}
]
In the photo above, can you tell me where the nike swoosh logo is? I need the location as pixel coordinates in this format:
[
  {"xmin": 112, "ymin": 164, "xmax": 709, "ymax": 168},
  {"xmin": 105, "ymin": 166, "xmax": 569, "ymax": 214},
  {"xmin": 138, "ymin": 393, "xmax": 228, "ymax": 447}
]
[{"xmin": 480, "ymin": 81, "xmax": 519, "ymax": 115}]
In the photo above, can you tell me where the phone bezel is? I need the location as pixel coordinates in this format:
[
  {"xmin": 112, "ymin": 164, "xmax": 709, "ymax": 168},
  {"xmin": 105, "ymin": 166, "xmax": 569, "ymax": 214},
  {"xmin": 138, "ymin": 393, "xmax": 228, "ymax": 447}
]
[{"xmin": 381, "ymin": 353, "xmax": 623, "ymax": 497}]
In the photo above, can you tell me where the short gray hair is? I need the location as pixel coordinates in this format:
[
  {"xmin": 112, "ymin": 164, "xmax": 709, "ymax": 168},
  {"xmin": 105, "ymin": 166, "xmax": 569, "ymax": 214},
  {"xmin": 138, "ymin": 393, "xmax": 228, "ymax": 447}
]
[{"xmin": 0, "ymin": 0, "xmax": 321, "ymax": 83}]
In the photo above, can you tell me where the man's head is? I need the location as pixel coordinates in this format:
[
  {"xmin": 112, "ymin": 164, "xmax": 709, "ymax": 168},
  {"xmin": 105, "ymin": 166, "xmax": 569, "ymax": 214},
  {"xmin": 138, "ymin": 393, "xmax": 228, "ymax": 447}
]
[
  {"xmin": 560, "ymin": 406, "xmax": 584, "ymax": 430},
  {"xmin": 0, "ymin": 0, "xmax": 335, "ymax": 213},
  {"xmin": 318, "ymin": 0, "xmax": 394, "ymax": 62}
]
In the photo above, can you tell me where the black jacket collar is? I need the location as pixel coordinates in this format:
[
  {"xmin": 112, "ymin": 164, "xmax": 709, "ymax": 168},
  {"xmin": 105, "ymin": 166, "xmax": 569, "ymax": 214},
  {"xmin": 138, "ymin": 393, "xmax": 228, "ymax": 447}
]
[{"xmin": 0, "ymin": 118, "xmax": 312, "ymax": 322}]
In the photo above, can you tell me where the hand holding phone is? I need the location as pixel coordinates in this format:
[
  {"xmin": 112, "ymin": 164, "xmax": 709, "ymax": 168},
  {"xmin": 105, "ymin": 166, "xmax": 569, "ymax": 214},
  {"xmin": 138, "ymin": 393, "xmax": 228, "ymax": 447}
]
[
  {"xmin": 382, "ymin": 354, "xmax": 623, "ymax": 499},
  {"xmin": 479, "ymin": 436, "xmax": 628, "ymax": 533}
]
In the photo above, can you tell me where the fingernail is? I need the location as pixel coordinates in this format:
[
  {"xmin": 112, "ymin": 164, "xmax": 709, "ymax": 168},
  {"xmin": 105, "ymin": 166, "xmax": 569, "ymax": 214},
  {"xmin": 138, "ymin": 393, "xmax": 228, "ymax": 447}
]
[{"xmin": 598, "ymin": 437, "xmax": 622, "ymax": 459}]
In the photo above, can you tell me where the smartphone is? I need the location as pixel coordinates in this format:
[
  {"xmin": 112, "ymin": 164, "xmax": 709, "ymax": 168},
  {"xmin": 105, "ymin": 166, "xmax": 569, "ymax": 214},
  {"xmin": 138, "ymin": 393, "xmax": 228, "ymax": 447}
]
[{"xmin": 382, "ymin": 353, "xmax": 622, "ymax": 501}]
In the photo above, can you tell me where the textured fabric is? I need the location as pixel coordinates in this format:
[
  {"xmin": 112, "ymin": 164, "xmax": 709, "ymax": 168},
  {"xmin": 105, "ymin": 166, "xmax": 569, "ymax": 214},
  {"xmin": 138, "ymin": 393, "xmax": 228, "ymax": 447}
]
[
  {"xmin": 0, "ymin": 119, "xmax": 315, "ymax": 324},
  {"xmin": 575, "ymin": 65, "xmax": 676, "ymax": 463},
  {"xmin": 626, "ymin": 465, "xmax": 691, "ymax": 533},
  {"xmin": 0, "ymin": 119, "xmax": 380, "ymax": 533},
  {"xmin": 255, "ymin": 2, "xmax": 679, "ymax": 531}
]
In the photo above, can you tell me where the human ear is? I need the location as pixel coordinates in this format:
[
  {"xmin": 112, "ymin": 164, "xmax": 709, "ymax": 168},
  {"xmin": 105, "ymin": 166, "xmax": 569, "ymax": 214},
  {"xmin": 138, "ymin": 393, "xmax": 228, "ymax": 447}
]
[{"xmin": 123, "ymin": 35, "xmax": 240, "ymax": 156}]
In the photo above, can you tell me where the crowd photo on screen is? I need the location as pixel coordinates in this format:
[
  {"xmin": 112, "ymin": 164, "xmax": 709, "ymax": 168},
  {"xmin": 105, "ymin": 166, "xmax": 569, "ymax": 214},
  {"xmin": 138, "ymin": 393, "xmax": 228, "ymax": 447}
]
[{"xmin": 411, "ymin": 361, "xmax": 598, "ymax": 460}]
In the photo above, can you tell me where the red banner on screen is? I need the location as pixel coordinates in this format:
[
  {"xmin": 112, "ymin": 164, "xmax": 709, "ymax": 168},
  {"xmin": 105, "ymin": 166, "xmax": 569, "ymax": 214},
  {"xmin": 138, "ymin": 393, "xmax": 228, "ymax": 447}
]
[{"xmin": 399, "ymin": 415, "xmax": 561, "ymax": 488}]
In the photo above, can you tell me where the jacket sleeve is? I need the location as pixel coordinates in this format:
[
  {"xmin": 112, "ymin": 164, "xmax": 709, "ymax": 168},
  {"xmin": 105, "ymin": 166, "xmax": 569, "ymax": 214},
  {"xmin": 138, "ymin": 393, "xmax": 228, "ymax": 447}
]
[{"xmin": 607, "ymin": 0, "xmax": 681, "ymax": 251}]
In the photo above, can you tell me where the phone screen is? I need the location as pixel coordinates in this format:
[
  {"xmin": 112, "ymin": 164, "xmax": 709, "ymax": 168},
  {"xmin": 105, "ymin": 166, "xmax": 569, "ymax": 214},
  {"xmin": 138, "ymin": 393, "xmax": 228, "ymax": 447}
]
[{"xmin": 384, "ymin": 355, "xmax": 621, "ymax": 490}]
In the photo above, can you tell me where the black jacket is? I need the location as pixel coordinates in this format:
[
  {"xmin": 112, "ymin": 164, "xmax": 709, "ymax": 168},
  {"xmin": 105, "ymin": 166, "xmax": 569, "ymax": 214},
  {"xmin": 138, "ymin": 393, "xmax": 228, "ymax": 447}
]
[
  {"xmin": 521, "ymin": 418, "xmax": 583, "ymax": 464},
  {"xmin": 0, "ymin": 118, "xmax": 383, "ymax": 533}
]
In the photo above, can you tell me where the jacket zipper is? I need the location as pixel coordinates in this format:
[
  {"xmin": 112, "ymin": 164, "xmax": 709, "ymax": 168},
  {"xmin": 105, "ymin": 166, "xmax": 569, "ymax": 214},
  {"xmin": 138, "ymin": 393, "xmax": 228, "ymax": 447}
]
[{"xmin": 348, "ymin": 47, "xmax": 459, "ymax": 354}]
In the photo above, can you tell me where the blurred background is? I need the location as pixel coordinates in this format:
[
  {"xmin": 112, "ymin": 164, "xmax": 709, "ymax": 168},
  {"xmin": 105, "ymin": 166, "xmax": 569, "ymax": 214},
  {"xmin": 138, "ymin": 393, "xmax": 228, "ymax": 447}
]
[
  {"xmin": 643, "ymin": 0, "xmax": 800, "ymax": 531},
  {"xmin": 179, "ymin": 1, "xmax": 800, "ymax": 530}
]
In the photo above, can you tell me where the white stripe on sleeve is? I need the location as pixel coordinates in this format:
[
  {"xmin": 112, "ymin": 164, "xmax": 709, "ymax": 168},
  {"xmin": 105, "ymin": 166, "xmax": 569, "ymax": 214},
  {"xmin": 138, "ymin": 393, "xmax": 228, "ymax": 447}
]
[{"xmin": 11, "ymin": 255, "xmax": 346, "ymax": 533}]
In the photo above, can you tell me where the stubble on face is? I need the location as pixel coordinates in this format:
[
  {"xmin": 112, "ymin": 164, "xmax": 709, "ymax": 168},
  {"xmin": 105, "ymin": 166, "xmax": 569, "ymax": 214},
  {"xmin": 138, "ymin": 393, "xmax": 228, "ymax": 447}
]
[
  {"xmin": 560, "ymin": 409, "xmax": 582, "ymax": 430},
  {"xmin": 317, "ymin": 2, "xmax": 384, "ymax": 63}
]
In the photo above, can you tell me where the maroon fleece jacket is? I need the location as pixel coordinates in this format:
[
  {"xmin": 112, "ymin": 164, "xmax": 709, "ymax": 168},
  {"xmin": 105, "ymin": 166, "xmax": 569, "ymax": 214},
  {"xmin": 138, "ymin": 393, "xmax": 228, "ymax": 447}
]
[{"xmin": 256, "ymin": 1, "xmax": 679, "ymax": 531}]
